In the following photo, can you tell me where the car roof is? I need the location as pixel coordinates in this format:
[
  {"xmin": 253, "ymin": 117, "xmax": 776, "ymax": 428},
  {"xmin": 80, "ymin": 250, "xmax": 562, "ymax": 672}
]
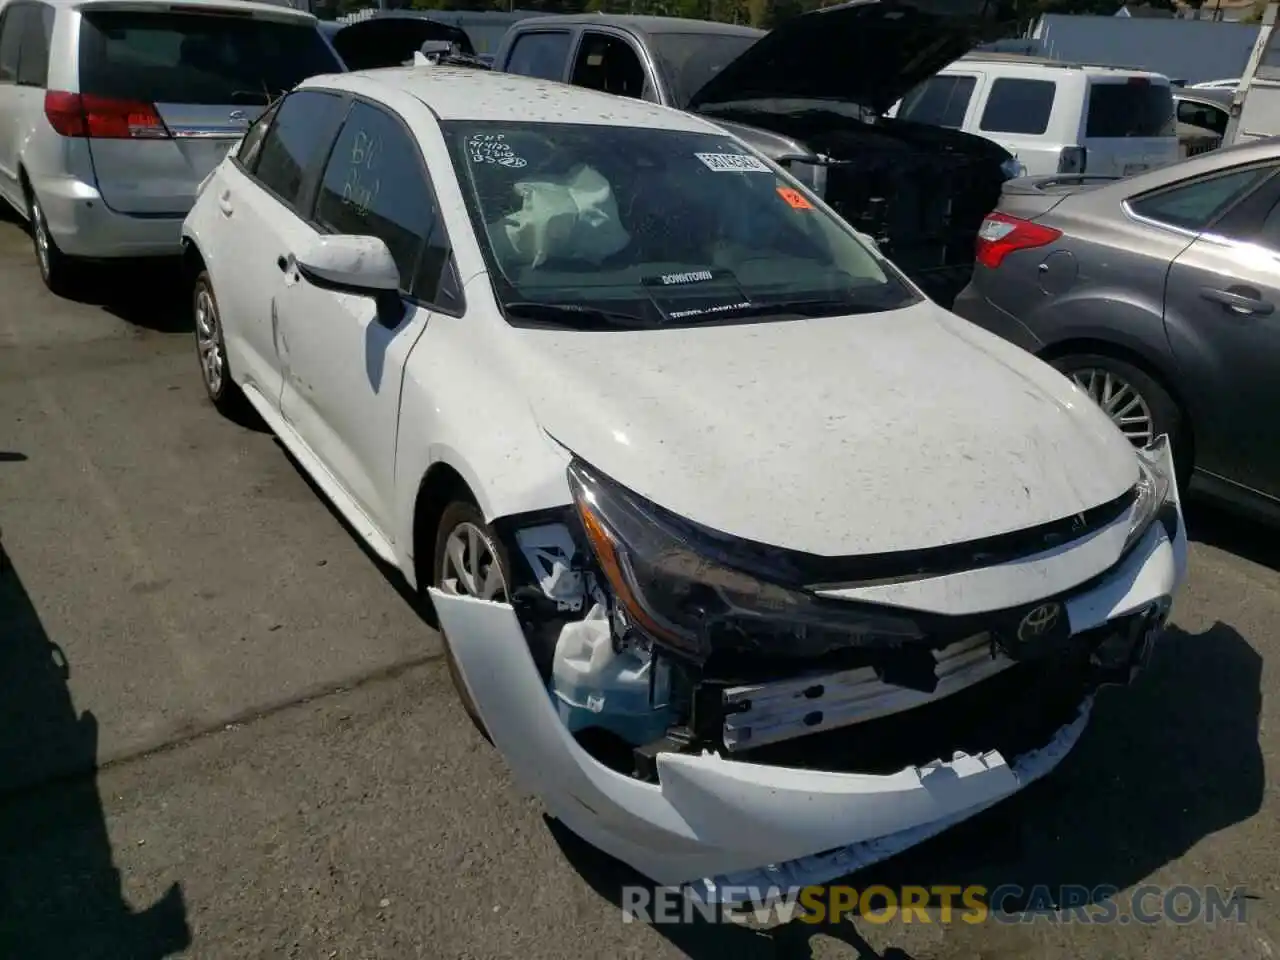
[
  {"xmin": 953, "ymin": 52, "xmax": 1169, "ymax": 81},
  {"xmin": 303, "ymin": 67, "xmax": 725, "ymax": 132},
  {"xmin": 33, "ymin": 0, "xmax": 314, "ymax": 19},
  {"xmin": 506, "ymin": 12, "xmax": 764, "ymax": 38}
]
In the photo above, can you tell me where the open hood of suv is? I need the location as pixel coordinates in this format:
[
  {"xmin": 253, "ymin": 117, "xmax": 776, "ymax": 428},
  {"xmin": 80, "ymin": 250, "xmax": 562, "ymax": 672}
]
[
  {"xmin": 325, "ymin": 14, "xmax": 476, "ymax": 71},
  {"xmin": 687, "ymin": 0, "xmax": 1017, "ymax": 115}
]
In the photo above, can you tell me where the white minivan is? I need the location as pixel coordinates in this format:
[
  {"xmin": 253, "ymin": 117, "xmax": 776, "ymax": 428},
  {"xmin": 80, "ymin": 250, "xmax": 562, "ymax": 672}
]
[
  {"xmin": 890, "ymin": 53, "xmax": 1179, "ymax": 178},
  {"xmin": 0, "ymin": 0, "xmax": 342, "ymax": 294}
]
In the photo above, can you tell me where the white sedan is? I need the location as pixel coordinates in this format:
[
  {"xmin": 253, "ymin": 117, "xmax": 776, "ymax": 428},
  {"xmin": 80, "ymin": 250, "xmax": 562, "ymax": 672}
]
[{"xmin": 181, "ymin": 67, "xmax": 1187, "ymax": 902}]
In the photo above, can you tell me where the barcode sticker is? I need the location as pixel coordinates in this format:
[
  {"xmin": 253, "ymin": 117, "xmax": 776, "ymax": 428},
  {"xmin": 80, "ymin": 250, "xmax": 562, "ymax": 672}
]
[{"xmin": 695, "ymin": 152, "xmax": 771, "ymax": 173}]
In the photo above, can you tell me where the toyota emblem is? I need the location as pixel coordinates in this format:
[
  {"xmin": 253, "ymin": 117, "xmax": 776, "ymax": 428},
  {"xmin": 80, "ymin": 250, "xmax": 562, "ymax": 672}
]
[{"xmin": 1017, "ymin": 602, "xmax": 1062, "ymax": 644}]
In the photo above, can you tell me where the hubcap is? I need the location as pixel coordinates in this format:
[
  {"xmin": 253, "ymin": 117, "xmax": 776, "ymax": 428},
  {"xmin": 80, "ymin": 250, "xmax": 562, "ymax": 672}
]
[
  {"xmin": 31, "ymin": 201, "xmax": 50, "ymax": 278},
  {"xmin": 1069, "ymin": 368, "xmax": 1154, "ymax": 446},
  {"xmin": 439, "ymin": 522, "xmax": 508, "ymax": 602},
  {"xmin": 194, "ymin": 286, "xmax": 224, "ymax": 396}
]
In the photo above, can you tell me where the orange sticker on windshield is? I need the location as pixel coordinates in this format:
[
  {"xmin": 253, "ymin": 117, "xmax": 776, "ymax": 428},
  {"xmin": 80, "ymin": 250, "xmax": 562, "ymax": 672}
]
[{"xmin": 777, "ymin": 187, "xmax": 813, "ymax": 210}]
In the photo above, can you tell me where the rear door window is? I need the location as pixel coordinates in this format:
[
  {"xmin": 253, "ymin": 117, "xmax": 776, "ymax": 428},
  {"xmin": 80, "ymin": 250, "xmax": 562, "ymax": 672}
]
[
  {"xmin": 1129, "ymin": 165, "xmax": 1275, "ymax": 232},
  {"xmin": 570, "ymin": 32, "xmax": 645, "ymax": 100},
  {"xmin": 979, "ymin": 77, "xmax": 1056, "ymax": 136},
  {"xmin": 77, "ymin": 10, "xmax": 343, "ymax": 107},
  {"xmin": 15, "ymin": 2, "xmax": 51, "ymax": 87},
  {"xmin": 897, "ymin": 74, "xmax": 978, "ymax": 128},
  {"xmin": 251, "ymin": 89, "xmax": 348, "ymax": 213},
  {"xmin": 0, "ymin": 5, "xmax": 25, "ymax": 83},
  {"xmin": 1086, "ymin": 81, "xmax": 1174, "ymax": 138},
  {"xmin": 503, "ymin": 30, "xmax": 570, "ymax": 81}
]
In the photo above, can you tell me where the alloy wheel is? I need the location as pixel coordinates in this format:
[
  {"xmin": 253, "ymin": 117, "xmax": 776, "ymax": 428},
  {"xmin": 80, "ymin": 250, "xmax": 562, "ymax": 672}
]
[
  {"xmin": 194, "ymin": 286, "xmax": 224, "ymax": 397},
  {"xmin": 439, "ymin": 522, "xmax": 508, "ymax": 602},
  {"xmin": 1069, "ymin": 367, "xmax": 1154, "ymax": 446},
  {"xmin": 31, "ymin": 200, "xmax": 51, "ymax": 280}
]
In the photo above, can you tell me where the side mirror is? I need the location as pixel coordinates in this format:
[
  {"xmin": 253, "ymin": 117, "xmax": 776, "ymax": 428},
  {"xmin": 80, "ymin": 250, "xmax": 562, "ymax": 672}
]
[
  {"xmin": 294, "ymin": 235, "xmax": 404, "ymax": 325},
  {"xmin": 295, "ymin": 234, "xmax": 399, "ymax": 293}
]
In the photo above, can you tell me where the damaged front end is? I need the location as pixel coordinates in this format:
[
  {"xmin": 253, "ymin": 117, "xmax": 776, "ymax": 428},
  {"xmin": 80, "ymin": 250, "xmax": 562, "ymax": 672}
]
[{"xmin": 428, "ymin": 442, "xmax": 1185, "ymax": 898}]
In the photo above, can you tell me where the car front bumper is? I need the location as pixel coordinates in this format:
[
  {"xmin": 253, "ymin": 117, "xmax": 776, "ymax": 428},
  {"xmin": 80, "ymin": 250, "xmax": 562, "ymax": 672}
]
[{"xmin": 428, "ymin": 476, "xmax": 1186, "ymax": 901}]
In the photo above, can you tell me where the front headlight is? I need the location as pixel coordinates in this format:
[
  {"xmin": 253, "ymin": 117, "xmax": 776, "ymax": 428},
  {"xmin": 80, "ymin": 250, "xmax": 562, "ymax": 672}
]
[
  {"xmin": 1123, "ymin": 435, "xmax": 1176, "ymax": 554},
  {"xmin": 566, "ymin": 460, "xmax": 923, "ymax": 663}
]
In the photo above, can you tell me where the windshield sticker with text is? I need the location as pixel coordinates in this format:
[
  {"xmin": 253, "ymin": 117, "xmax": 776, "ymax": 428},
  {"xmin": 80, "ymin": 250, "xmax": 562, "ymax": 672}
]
[
  {"xmin": 695, "ymin": 152, "xmax": 770, "ymax": 173},
  {"xmin": 665, "ymin": 301, "xmax": 752, "ymax": 320},
  {"xmin": 777, "ymin": 186, "xmax": 813, "ymax": 210},
  {"xmin": 659, "ymin": 270, "xmax": 715, "ymax": 285},
  {"xmin": 469, "ymin": 133, "xmax": 527, "ymax": 168}
]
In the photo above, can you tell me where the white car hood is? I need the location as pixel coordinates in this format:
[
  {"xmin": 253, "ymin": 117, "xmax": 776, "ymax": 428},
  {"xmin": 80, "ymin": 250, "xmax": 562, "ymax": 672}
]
[{"xmin": 511, "ymin": 300, "xmax": 1138, "ymax": 556}]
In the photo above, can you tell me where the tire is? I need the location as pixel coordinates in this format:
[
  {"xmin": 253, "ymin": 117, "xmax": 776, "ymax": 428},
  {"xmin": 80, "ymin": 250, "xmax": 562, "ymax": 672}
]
[
  {"xmin": 1050, "ymin": 352, "xmax": 1190, "ymax": 481},
  {"xmin": 26, "ymin": 188, "xmax": 76, "ymax": 296},
  {"xmin": 192, "ymin": 271, "xmax": 250, "ymax": 420},
  {"xmin": 431, "ymin": 498, "xmax": 514, "ymax": 742}
]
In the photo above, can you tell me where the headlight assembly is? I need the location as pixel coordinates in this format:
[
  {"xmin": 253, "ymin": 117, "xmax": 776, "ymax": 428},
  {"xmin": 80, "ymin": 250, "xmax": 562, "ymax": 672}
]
[
  {"xmin": 566, "ymin": 460, "xmax": 923, "ymax": 663},
  {"xmin": 1123, "ymin": 435, "xmax": 1176, "ymax": 554}
]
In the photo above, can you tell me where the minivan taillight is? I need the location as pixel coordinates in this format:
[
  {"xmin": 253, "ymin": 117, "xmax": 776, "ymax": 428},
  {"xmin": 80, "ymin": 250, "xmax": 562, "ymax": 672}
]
[
  {"xmin": 1057, "ymin": 146, "xmax": 1087, "ymax": 174},
  {"xmin": 44, "ymin": 91, "xmax": 170, "ymax": 140},
  {"xmin": 975, "ymin": 213, "xmax": 1062, "ymax": 269}
]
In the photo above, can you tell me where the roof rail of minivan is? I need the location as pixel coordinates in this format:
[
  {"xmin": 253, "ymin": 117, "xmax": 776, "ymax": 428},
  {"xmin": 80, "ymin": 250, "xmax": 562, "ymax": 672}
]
[{"xmin": 957, "ymin": 52, "xmax": 1164, "ymax": 75}]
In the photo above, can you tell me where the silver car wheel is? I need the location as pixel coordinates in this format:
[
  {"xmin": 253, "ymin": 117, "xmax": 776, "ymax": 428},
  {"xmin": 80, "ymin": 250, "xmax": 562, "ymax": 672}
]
[
  {"xmin": 194, "ymin": 286, "xmax": 224, "ymax": 397},
  {"xmin": 439, "ymin": 522, "xmax": 508, "ymax": 602},
  {"xmin": 31, "ymin": 199, "xmax": 51, "ymax": 279},
  {"xmin": 1070, "ymin": 367, "xmax": 1154, "ymax": 446}
]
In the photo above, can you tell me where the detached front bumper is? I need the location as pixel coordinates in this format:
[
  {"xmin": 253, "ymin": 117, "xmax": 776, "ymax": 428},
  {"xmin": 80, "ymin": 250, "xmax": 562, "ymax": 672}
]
[{"xmin": 428, "ymin": 460, "xmax": 1187, "ymax": 900}]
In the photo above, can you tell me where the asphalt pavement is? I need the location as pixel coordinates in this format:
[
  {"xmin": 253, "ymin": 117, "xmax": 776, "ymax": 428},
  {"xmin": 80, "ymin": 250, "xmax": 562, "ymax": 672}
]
[{"xmin": 0, "ymin": 205, "xmax": 1277, "ymax": 959}]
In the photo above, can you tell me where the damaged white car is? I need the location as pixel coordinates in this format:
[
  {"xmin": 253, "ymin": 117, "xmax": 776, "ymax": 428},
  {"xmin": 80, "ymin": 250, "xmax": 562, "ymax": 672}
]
[{"xmin": 181, "ymin": 68, "xmax": 1188, "ymax": 902}]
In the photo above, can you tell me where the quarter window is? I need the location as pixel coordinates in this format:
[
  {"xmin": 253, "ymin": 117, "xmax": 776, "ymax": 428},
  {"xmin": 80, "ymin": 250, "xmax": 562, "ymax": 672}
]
[
  {"xmin": 504, "ymin": 30, "xmax": 570, "ymax": 81},
  {"xmin": 979, "ymin": 78, "xmax": 1056, "ymax": 136},
  {"xmin": 313, "ymin": 101, "xmax": 454, "ymax": 306},
  {"xmin": 234, "ymin": 99, "xmax": 279, "ymax": 175},
  {"xmin": 252, "ymin": 90, "xmax": 348, "ymax": 213},
  {"xmin": 1129, "ymin": 166, "xmax": 1274, "ymax": 232}
]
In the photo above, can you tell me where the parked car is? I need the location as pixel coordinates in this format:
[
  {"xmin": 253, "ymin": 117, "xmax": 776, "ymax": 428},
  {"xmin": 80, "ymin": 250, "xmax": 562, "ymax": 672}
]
[
  {"xmin": 891, "ymin": 52, "xmax": 1179, "ymax": 178},
  {"xmin": 490, "ymin": 1, "xmax": 1021, "ymax": 307},
  {"xmin": 318, "ymin": 11, "xmax": 481, "ymax": 71},
  {"xmin": 1173, "ymin": 86, "xmax": 1232, "ymax": 157},
  {"xmin": 181, "ymin": 67, "xmax": 1186, "ymax": 896},
  {"xmin": 0, "ymin": 0, "xmax": 343, "ymax": 294},
  {"xmin": 953, "ymin": 139, "xmax": 1280, "ymax": 521}
]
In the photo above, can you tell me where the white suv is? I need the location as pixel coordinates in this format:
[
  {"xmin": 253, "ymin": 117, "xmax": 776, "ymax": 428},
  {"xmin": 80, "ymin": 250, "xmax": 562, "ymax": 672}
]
[
  {"xmin": 0, "ymin": 0, "xmax": 341, "ymax": 294},
  {"xmin": 891, "ymin": 53, "xmax": 1179, "ymax": 179}
]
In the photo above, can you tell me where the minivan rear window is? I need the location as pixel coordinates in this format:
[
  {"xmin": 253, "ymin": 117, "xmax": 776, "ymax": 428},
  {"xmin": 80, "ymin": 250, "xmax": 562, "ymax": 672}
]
[
  {"xmin": 78, "ymin": 11, "xmax": 343, "ymax": 106},
  {"xmin": 1086, "ymin": 81, "xmax": 1175, "ymax": 138}
]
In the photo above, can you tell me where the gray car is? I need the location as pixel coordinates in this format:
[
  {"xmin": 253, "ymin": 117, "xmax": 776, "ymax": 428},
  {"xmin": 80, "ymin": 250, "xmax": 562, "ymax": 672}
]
[{"xmin": 952, "ymin": 138, "xmax": 1280, "ymax": 521}]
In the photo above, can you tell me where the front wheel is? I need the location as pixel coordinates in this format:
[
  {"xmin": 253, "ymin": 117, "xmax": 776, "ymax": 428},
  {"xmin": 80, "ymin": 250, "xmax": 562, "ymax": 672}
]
[{"xmin": 432, "ymin": 499, "xmax": 513, "ymax": 742}]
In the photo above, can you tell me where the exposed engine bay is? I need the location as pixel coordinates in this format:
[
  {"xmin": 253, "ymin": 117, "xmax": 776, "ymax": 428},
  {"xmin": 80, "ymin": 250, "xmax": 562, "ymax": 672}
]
[{"xmin": 702, "ymin": 104, "xmax": 1013, "ymax": 308}]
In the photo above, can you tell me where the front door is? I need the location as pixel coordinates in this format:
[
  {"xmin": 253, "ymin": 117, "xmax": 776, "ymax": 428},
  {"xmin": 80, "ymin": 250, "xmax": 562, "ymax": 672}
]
[{"xmin": 276, "ymin": 98, "xmax": 454, "ymax": 538}]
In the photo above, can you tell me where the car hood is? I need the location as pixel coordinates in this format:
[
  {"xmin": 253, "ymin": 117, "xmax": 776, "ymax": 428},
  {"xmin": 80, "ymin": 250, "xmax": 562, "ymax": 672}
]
[
  {"xmin": 510, "ymin": 301, "xmax": 1138, "ymax": 557},
  {"xmin": 688, "ymin": 0, "xmax": 1018, "ymax": 115},
  {"xmin": 325, "ymin": 15, "xmax": 475, "ymax": 71}
]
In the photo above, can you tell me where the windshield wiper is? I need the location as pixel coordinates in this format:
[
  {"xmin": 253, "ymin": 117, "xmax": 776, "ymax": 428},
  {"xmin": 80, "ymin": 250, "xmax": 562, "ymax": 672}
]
[
  {"xmin": 502, "ymin": 301, "xmax": 650, "ymax": 329},
  {"xmin": 701, "ymin": 297, "xmax": 890, "ymax": 320}
]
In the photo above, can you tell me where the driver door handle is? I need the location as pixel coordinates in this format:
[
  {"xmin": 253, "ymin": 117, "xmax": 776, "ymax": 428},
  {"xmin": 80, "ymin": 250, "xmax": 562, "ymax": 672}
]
[
  {"xmin": 217, "ymin": 190, "xmax": 233, "ymax": 217},
  {"xmin": 1200, "ymin": 285, "xmax": 1274, "ymax": 316},
  {"xmin": 277, "ymin": 255, "xmax": 288, "ymax": 272}
]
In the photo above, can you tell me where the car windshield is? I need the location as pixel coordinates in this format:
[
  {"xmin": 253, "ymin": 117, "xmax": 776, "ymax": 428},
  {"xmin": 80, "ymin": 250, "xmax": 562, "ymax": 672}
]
[
  {"xmin": 443, "ymin": 121, "xmax": 919, "ymax": 328},
  {"xmin": 647, "ymin": 32, "xmax": 760, "ymax": 108}
]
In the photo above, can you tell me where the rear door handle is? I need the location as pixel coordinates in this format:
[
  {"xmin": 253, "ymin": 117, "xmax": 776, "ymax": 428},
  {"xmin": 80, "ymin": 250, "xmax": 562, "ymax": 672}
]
[
  {"xmin": 277, "ymin": 255, "xmax": 288, "ymax": 272},
  {"xmin": 217, "ymin": 190, "xmax": 233, "ymax": 217},
  {"xmin": 1199, "ymin": 285, "xmax": 1274, "ymax": 316}
]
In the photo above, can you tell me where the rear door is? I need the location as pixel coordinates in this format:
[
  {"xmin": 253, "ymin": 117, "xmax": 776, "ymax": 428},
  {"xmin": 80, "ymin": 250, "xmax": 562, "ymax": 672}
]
[
  {"xmin": 74, "ymin": 5, "xmax": 342, "ymax": 216},
  {"xmin": 0, "ymin": 1, "xmax": 51, "ymax": 208},
  {"xmin": 1081, "ymin": 76, "xmax": 1177, "ymax": 176},
  {"xmin": 1150, "ymin": 161, "xmax": 1280, "ymax": 496}
]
